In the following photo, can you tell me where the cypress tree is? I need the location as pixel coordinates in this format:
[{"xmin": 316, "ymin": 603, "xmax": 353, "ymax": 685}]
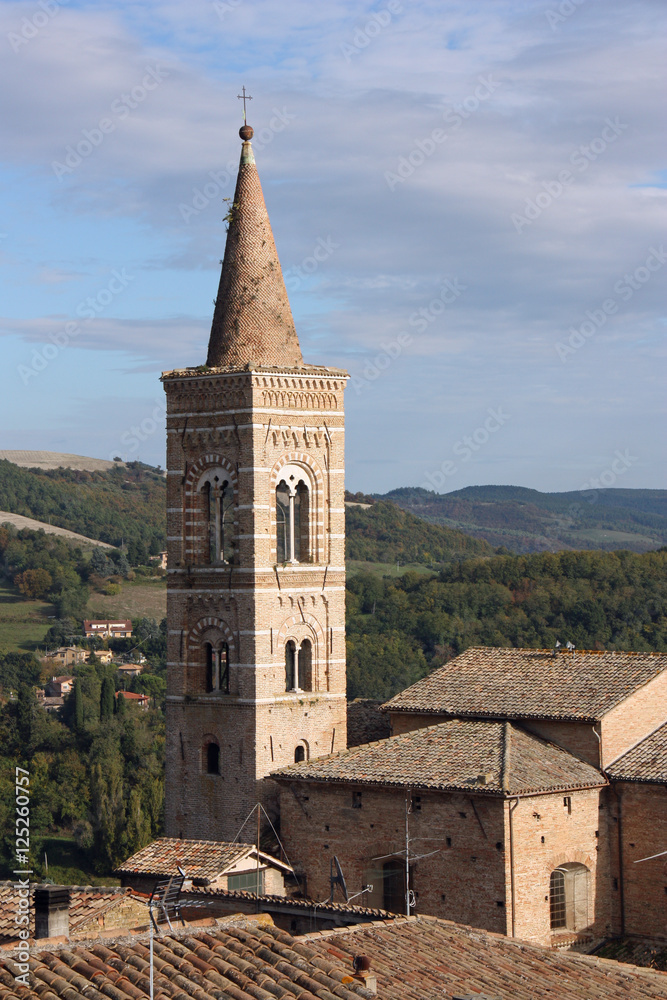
[
  {"xmin": 100, "ymin": 677, "xmax": 115, "ymax": 721},
  {"xmin": 73, "ymin": 678, "xmax": 84, "ymax": 730}
]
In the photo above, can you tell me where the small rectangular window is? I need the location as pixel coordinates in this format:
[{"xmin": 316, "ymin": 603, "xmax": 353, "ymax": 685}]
[
  {"xmin": 563, "ymin": 796, "xmax": 572, "ymax": 814},
  {"xmin": 227, "ymin": 871, "xmax": 264, "ymax": 893},
  {"xmin": 352, "ymin": 790, "xmax": 362, "ymax": 809}
]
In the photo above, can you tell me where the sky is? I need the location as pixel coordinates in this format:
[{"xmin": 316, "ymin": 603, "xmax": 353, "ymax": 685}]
[{"xmin": 0, "ymin": 0, "xmax": 665, "ymax": 495}]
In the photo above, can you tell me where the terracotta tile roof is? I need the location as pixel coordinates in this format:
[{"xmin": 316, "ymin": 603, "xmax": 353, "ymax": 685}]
[
  {"xmin": 383, "ymin": 646, "xmax": 667, "ymax": 722},
  {"xmin": 271, "ymin": 719, "xmax": 605, "ymax": 796},
  {"xmin": 182, "ymin": 886, "xmax": 393, "ymax": 920},
  {"xmin": 606, "ymin": 722, "xmax": 667, "ymax": 782},
  {"xmin": 115, "ymin": 839, "xmax": 287, "ymax": 884},
  {"xmin": 206, "ymin": 131, "xmax": 303, "ymax": 370},
  {"xmin": 0, "ymin": 885, "xmax": 143, "ymax": 943},
  {"xmin": 304, "ymin": 915, "xmax": 667, "ymax": 999},
  {"xmin": 1, "ymin": 921, "xmax": 370, "ymax": 1000},
  {"xmin": 4, "ymin": 916, "xmax": 666, "ymax": 1000}
]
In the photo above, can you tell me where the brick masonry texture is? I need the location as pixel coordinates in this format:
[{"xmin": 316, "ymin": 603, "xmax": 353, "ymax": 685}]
[
  {"xmin": 611, "ymin": 782, "xmax": 667, "ymax": 940},
  {"xmin": 162, "ymin": 366, "xmax": 347, "ymax": 842},
  {"xmin": 207, "ymin": 139, "xmax": 302, "ymax": 369},
  {"xmin": 277, "ymin": 778, "xmax": 614, "ymax": 947}
]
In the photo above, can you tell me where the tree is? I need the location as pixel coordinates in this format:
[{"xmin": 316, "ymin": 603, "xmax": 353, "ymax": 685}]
[
  {"xmin": 90, "ymin": 547, "xmax": 113, "ymax": 577},
  {"xmin": 14, "ymin": 568, "xmax": 53, "ymax": 599},
  {"xmin": 16, "ymin": 684, "xmax": 36, "ymax": 754},
  {"xmin": 73, "ymin": 679, "xmax": 84, "ymax": 731},
  {"xmin": 100, "ymin": 677, "xmax": 115, "ymax": 721}
]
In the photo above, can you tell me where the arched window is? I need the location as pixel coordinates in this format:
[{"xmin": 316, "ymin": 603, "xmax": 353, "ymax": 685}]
[
  {"xmin": 204, "ymin": 641, "xmax": 230, "ymax": 694},
  {"xmin": 206, "ymin": 743, "xmax": 220, "ymax": 774},
  {"xmin": 285, "ymin": 641, "xmax": 296, "ymax": 691},
  {"xmin": 275, "ymin": 465, "xmax": 311, "ymax": 564},
  {"xmin": 298, "ymin": 639, "xmax": 312, "ymax": 692},
  {"xmin": 199, "ymin": 471, "xmax": 234, "ymax": 564},
  {"xmin": 550, "ymin": 863, "xmax": 589, "ymax": 931},
  {"xmin": 294, "ymin": 745, "xmax": 305, "ymax": 763}
]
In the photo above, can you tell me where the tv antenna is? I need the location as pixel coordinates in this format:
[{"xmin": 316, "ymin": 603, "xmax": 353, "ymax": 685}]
[{"xmin": 148, "ymin": 866, "xmax": 187, "ymax": 1000}]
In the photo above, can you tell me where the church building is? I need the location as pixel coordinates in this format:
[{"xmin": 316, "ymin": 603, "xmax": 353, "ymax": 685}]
[
  {"xmin": 158, "ymin": 119, "xmax": 667, "ymax": 952},
  {"xmin": 162, "ymin": 123, "xmax": 348, "ymax": 842}
]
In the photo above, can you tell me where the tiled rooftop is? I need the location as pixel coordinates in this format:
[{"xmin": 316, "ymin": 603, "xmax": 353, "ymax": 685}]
[
  {"xmin": 304, "ymin": 915, "xmax": 667, "ymax": 999},
  {"xmin": 182, "ymin": 886, "xmax": 393, "ymax": 920},
  {"xmin": 2, "ymin": 916, "xmax": 666, "ymax": 1000},
  {"xmin": 0, "ymin": 885, "xmax": 144, "ymax": 943},
  {"xmin": 383, "ymin": 646, "xmax": 667, "ymax": 722},
  {"xmin": 271, "ymin": 719, "xmax": 605, "ymax": 796},
  {"xmin": 606, "ymin": 721, "xmax": 667, "ymax": 782},
  {"xmin": 1, "ymin": 921, "xmax": 370, "ymax": 1000},
  {"xmin": 115, "ymin": 839, "xmax": 280, "ymax": 884}
]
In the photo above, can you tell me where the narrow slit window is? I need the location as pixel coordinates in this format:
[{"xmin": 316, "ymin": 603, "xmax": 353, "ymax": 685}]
[{"xmin": 206, "ymin": 743, "xmax": 220, "ymax": 774}]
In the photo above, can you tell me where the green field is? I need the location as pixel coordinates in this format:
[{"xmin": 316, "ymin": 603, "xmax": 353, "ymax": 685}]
[
  {"xmin": 87, "ymin": 578, "xmax": 167, "ymax": 621},
  {"xmin": 0, "ymin": 582, "xmax": 54, "ymax": 652}
]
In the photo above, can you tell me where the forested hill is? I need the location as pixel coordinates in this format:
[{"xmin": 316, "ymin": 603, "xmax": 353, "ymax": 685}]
[
  {"xmin": 0, "ymin": 460, "xmax": 166, "ymax": 564},
  {"xmin": 346, "ymin": 547, "xmax": 667, "ymax": 700},
  {"xmin": 346, "ymin": 499, "xmax": 493, "ymax": 565},
  {"xmin": 374, "ymin": 485, "xmax": 667, "ymax": 554}
]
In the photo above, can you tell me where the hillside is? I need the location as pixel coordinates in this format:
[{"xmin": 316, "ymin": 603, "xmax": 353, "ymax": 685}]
[
  {"xmin": 345, "ymin": 499, "xmax": 493, "ymax": 567},
  {"xmin": 0, "ymin": 511, "xmax": 113, "ymax": 548},
  {"xmin": 347, "ymin": 547, "xmax": 667, "ymax": 699},
  {"xmin": 0, "ymin": 451, "xmax": 126, "ymax": 472},
  {"xmin": 0, "ymin": 459, "xmax": 166, "ymax": 563},
  {"xmin": 376, "ymin": 485, "xmax": 667, "ymax": 554}
]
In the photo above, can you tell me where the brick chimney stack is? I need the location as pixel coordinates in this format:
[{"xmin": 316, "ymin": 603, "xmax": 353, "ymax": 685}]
[
  {"xmin": 34, "ymin": 885, "xmax": 70, "ymax": 939},
  {"xmin": 206, "ymin": 123, "xmax": 303, "ymax": 369}
]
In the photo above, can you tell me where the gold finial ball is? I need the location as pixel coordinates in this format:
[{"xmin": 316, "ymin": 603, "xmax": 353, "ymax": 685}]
[{"xmin": 239, "ymin": 125, "xmax": 254, "ymax": 140}]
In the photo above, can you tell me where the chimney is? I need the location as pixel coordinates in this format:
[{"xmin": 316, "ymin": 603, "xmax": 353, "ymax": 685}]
[
  {"xmin": 34, "ymin": 886, "xmax": 70, "ymax": 939},
  {"xmin": 352, "ymin": 955, "xmax": 376, "ymax": 995}
]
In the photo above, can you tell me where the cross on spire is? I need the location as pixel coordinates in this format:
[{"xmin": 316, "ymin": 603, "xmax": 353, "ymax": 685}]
[{"xmin": 237, "ymin": 86, "xmax": 253, "ymax": 123}]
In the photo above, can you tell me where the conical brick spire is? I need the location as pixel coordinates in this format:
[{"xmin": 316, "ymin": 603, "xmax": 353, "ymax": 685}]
[{"xmin": 206, "ymin": 125, "xmax": 303, "ymax": 369}]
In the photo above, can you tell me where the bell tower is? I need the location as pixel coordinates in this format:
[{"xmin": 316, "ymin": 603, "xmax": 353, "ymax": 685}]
[{"xmin": 163, "ymin": 123, "xmax": 348, "ymax": 841}]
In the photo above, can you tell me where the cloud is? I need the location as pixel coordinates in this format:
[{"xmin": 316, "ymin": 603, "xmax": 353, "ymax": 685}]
[{"xmin": 0, "ymin": 0, "xmax": 665, "ymax": 490}]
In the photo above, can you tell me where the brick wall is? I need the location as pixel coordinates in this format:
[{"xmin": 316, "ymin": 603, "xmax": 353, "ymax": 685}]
[
  {"xmin": 163, "ymin": 369, "xmax": 348, "ymax": 842},
  {"xmin": 279, "ymin": 778, "xmax": 620, "ymax": 947},
  {"xmin": 506, "ymin": 787, "xmax": 613, "ymax": 947},
  {"xmin": 390, "ymin": 712, "xmax": 603, "ymax": 768},
  {"xmin": 602, "ymin": 671, "xmax": 667, "ymax": 767},
  {"xmin": 522, "ymin": 720, "xmax": 601, "ymax": 767},
  {"xmin": 614, "ymin": 781, "xmax": 667, "ymax": 941},
  {"xmin": 279, "ymin": 780, "xmax": 509, "ymax": 934}
]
